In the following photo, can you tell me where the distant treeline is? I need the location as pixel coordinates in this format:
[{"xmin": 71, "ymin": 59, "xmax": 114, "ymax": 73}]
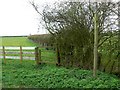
[
  {"xmin": 2, "ymin": 36, "xmax": 27, "ymax": 37},
  {"xmin": 28, "ymin": 34, "xmax": 54, "ymax": 46}
]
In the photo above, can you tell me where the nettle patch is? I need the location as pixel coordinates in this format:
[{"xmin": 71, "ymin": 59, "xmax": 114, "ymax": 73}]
[{"xmin": 2, "ymin": 60, "xmax": 120, "ymax": 88}]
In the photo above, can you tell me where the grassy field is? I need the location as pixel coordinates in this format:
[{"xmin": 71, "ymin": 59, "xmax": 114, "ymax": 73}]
[
  {"xmin": 0, "ymin": 36, "xmax": 37, "ymax": 46},
  {"xmin": 0, "ymin": 36, "xmax": 56, "ymax": 63},
  {"xmin": 1, "ymin": 36, "xmax": 120, "ymax": 88}
]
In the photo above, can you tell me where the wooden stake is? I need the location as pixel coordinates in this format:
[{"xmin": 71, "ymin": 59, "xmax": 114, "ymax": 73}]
[
  {"xmin": 39, "ymin": 49, "xmax": 41, "ymax": 63},
  {"xmin": 35, "ymin": 47, "xmax": 40, "ymax": 65},
  {"xmin": 3, "ymin": 46, "xmax": 6, "ymax": 64},
  {"xmin": 20, "ymin": 46, "xmax": 23, "ymax": 63},
  {"xmin": 56, "ymin": 44, "xmax": 61, "ymax": 66}
]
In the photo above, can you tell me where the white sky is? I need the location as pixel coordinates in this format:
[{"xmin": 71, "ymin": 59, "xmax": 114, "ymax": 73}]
[
  {"xmin": 0, "ymin": 0, "xmax": 118, "ymax": 36},
  {"xmin": 0, "ymin": 0, "xmax": 59, "ymax": 36}
]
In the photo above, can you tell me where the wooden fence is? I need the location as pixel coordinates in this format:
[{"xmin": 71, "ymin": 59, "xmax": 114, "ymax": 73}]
[{"xmin": 0, "ymin": 46, "xmax": 41, "ymax": 65}]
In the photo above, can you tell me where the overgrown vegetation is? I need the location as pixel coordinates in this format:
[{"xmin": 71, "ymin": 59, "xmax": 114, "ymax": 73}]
[
  {"xmin": 1, "ymin": 37, "xmax": 120, "ymax": 88},
  {"xmin": 31, "ymin": 1, "xmax": 120, "ymax": 76},
  {"xmin": 2, "ymin": 59, "xmax": 120, "ymax": 88},
  {"xmin": 1, "ymin": 1, "xmax": 120, "ymax": 89}
]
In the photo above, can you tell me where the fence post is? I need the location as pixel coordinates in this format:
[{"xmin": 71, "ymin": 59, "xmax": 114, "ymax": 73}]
[
  {"xmin": 39, "ymin": 49, "xmax": 41, "ymax": 63},
  {"xmin": 56, "ymin": 44, "xmax": 61, "ymax": 66},
  {"xmin": 20, "ymin": 46, "xmax": 23, "ymax": 63},
  {"xmin": 35, "ymin": 47, "xmax": 40, "ymax": 65},
  {"xmin": 3, "ymin": 46, "xmax": 6, "ymax": 64}
]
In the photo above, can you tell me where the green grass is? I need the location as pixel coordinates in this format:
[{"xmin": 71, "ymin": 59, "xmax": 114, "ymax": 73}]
[
  {"xmin": 0, "ymin": 36, "xmax": 37, "ymax": 46},
  {"xmin": 0, "ymin": 36, "xmax": 56, "ymax": 63},
  {"xmin": 41, "ymin": 49, "xmax": 56, "ymax": 63},
  {"xmin": 1, "ymin": 36, "xmax": 120, "ymax": 88},
  {"xmin": 2, "ymin": 59, "xmax": 120, "ymax": 88}
]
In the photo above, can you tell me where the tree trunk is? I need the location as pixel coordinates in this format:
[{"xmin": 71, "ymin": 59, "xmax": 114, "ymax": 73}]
[
  {"xmin": 93, "ymin": 12, "xmax": 98, "ymax": 77},
  {"xmin": 56, "ymin": 43, "xmax": 61, "ymax": 66},
  {"xmin": 110, "ymin": 61, "xmax": 115, "ymax": 74},
  {"xmin": 118, "ymin": 1, "xmax": 120, "ymax": 74}
]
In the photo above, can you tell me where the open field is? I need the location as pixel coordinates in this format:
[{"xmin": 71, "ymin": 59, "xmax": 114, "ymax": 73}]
[
  {"xmin": 0, "ymin": 36, "xmax": 37, "ymax": 46},
  {"xmin": 0, "ymin": 36, "xmax": 56, "ymax": 63},
  {"xmin": 1, "ymin": 36, "xmax": 120, "ymax": 88}
]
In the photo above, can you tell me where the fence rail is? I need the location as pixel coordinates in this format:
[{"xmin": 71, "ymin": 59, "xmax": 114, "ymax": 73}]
[
  {"xmin": 0, "ymin": 46, "xmax": 35, "ymax": 50},
  {"xmin": 0, "ymin": 46, "xmax": 41, "ymax": 64}
]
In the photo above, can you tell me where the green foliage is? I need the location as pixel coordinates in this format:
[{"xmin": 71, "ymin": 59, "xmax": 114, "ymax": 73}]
[
  {"xmin": 99, "ymin": 35, "xmax": 119, "ymax": 73},
  {"xmin": 37, "ymin": 1, "xmax": 119, "ymax": 75},
  {"xmin": 55, "ymin": 27, "xmax": 93, "ymax": 69},
  {"xmin": 2, "ymin": 60, "xmax": 120, "ymax": 88}
]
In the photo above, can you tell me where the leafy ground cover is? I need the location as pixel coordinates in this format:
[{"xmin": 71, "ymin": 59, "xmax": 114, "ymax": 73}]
[
  {"xmin": 2, "ymin": 59, "xmax": 120, "ymax": 88},
  {"xmin": 1, "ymin": 36, "xmax": 120, "ymax": 89}
]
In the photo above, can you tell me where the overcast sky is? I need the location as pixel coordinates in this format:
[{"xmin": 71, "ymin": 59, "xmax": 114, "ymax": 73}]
[
  {"xmin": 0, "ymin": 0, "xmax": 59, "ymax": 36},
  {"xmin": 0, "ymin": 0, "xmax": 118, "ymax": 36}
]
